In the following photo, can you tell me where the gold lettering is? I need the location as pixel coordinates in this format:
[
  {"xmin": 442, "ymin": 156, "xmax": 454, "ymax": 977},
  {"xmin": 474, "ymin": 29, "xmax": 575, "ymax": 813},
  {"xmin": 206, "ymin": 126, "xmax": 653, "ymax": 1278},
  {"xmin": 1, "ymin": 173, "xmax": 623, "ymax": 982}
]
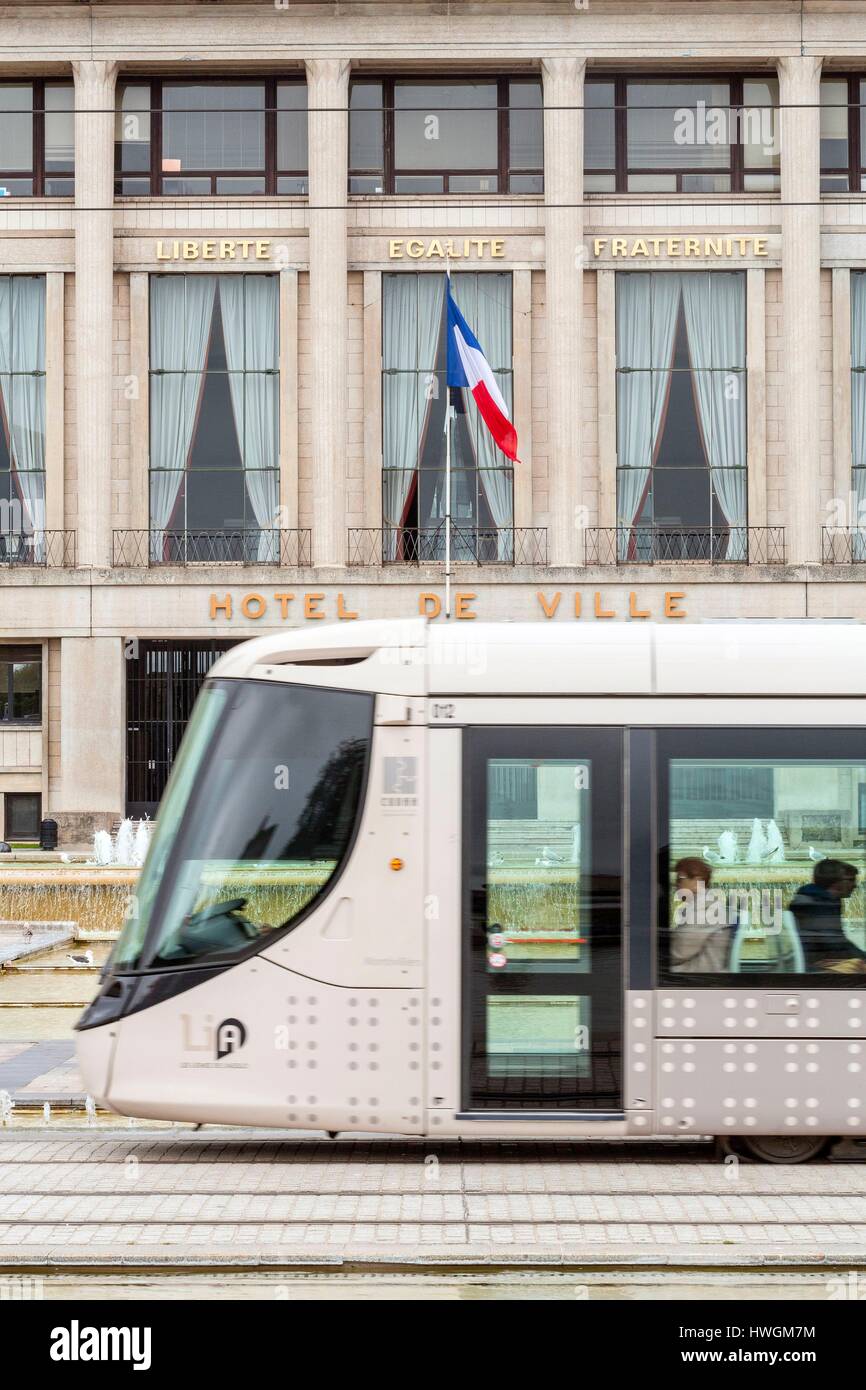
[
  {"xmin": 201, "ymin": 240, "xmax": 217, "ymax": 260},
  {"xmin": 241, "ymin": 593, "xmax": 266, "ymax": 620},
  {"xmin": 594, "ymin": 592, "xmax": 615, "ymax": 619},
  {"xmin": 209, "ymin": 593, "xmax": 232, "ymax": 620},
  {"xmin": 629, "ymin": 592, "xmax": 651, "ymax": 620},
  {"xmin": 406, "ymin": 239, "xmax": 425, "ymax": 259},
  {"xmin": 537, "ymin": 591, "xmax": 562, "ymax": 619},
  {"xmin": 304, "ymin": 593, "xmax": 326, "ymax": 619},
  {"xmin": 220, "ymin": 240, "xmax": 237, "ymax": 260},
  {"xmin": 705, "ymin": 237, "xmax": 723, "ymax": 257},
  {"xmin": 593, "ymin": 238, "xmax": 608, "ymax": 257},
  {"xmin": 389, "ymin": 239, "xmax": 404, "ymax": 259},
  {"xmin": 455, "ymin": 592, "xmax": 477, "ymax": 620},
  {"xmin": 419, "ymin": 592, "xmax": 441, "ymax": 618},
  {"xmin": 255, "ymin": 240, "xmax": 270, "ymax": 260},
  {"xmin": 156, "ymin": 240, "xmax": 171, "ymax": 261},
  {"xmin": 182, "ymin": 241, "xmax": 199, "ymax": 260},
  {"xmin": 684, "ymin": 238, "xmax": 700, "ymax": 257},
  {"xmin": 274, "ymin": 592, "xmax": 295, "ymax": 619},
  {"xmin": 426, "ymin": 239, "xmax": 445, "ymax": 259},
  {"xmin": 664, "ymin": 590, "xmax": 687, "ymax": 619},
  {"xmin": 725, "ymin": 239, "xmax": 733, "ymax": 256},
  {"xmin": 650, "ymin": 238, "xmax": 663, "ymax": 256},
  {"xmin": 667, "ymin": 238, "xmax": 682, "ymax": 257},
  {"xmin": 754, "ymin": 236, "xmax": 769, "ymax": 257},
  {"xmin": 471, "ymin": 238, "xmax": 487, "ymax": 257},
  {"xmin": 445, "ymin": 238, "xmax": 462, "ymax": 258},
  {"xmin": 491, "ymin": 238, "xmax": 505, "ymax": 258},
  {"xmin": 737, "ymin": 237, "xmax": 749, "ymax": 255},
  {"xmin": 630, "ymin": 239, "xmax": 649, "ymax": 257},
  {"xmin": 238, "ymin": 240, "xmax": 255, "ymax": 259},
  {"xmin": 611, "ymin": 238, "xmax": 627, "ymax": 257},
  {"xmin": 337, "ymin": 593, "xmax": 358, "ymax": 620}
]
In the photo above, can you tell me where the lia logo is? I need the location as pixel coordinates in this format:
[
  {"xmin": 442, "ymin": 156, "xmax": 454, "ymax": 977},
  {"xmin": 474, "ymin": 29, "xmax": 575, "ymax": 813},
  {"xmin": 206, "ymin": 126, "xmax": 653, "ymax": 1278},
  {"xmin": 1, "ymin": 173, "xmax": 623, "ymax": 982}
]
[{"xmin": 181, "ymin": 1013, "xmax": 247, "ymax": 1060}]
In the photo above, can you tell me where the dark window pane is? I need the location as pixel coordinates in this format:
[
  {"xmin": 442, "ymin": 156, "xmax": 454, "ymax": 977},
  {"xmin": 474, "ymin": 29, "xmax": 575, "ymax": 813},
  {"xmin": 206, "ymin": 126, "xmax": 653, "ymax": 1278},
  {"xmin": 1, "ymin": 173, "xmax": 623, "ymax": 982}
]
[
  {"xmin": 162, "ymin": 177, "xmax": 212, "ymax": 196},
  {"xmin": 6, "ymin": 792, "xmax": 40, "ymax": 839},
  {"xmin": 11, "ymin": 660, "xmax": 40, "ymax": 719},
  {"xmin": 349, "ymin": 81, "xmax": 384, "ymax": 173},
  {"xmin": 509, "ymin": 173, "xmax": 543, "ymax": 193},
  {"xmin": 0, "ymin": 86, "xmax": 32, "ymax": 173},
  {"xmin": 44, "ymin": 177, "xmax": 73, "ymax": 196},
  {"xmin": 44, "ymin": 84, "xmax": 74, "ymax": 172},
  {"xmin": 349, "ymin": 175, "xmax": 385, "ymax": 194},
  {"xmin": 116, "ymin": 84, "xmax": 151, "ymax": 174},
  {"xmin": 394, "ymin": 175, "xmax": 445, "ymax": 194},
  {"xmin": 277, "ymin": 82, "xmax": 308, "ymax": 172},
  {"xmin": 449, "ymin": 173, "xmax": 498, "ymax": 193},
  {"xmin": 585, "ymin": 82, "xmax": 615, "ymax": 171},
  {"xmin": 117, "ymin": 177, "xmax": 151, "ymax": 196},
  {"xmin": 215, "ymin": 176, "xmax": 265, "ymax": 195},
  {"xmin": 741, "ymin": 78, "xmax": 779, "ymax": 172},
  {"xmin": 162, "ymin": 83, "xmax": 265, "ymax": 172},
  {"xmin": 394, "ymin": 82, "xmax": 497, "ymax": 172},
  {"xmin": 0, "ymin": 178, "xmax": 33, "ymax": 196},
  {"xmin": 681, "ymin": 173, "xmax": 732, "ymax": 193},
  {"xmin": 628, "ymin": 80, "xmax": 731, "ymax": 170},
  {"xmin": 276, "ymin": 175, "xmax": 308, "ymax": 194},
  {"xmin": 585, "ymin": 173, "xmax": 616, "ymax": 192}
]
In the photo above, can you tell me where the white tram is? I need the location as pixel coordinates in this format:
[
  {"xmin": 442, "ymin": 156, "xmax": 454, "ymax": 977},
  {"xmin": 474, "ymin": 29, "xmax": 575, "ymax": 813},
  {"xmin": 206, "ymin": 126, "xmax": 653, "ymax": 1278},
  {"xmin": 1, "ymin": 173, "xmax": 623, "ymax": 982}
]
[{"xmin": 77, "ymin": 619, "xmax": 866, "ymax": 1161}]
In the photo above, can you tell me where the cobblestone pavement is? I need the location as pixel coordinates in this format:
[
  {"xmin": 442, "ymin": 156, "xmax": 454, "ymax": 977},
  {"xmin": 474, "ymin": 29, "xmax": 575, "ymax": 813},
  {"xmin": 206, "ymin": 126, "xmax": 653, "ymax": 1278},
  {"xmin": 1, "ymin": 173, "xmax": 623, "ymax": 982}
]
[{"xmin": 2, "ymin": 1129, "xmax": 866, "ymax": 1269}]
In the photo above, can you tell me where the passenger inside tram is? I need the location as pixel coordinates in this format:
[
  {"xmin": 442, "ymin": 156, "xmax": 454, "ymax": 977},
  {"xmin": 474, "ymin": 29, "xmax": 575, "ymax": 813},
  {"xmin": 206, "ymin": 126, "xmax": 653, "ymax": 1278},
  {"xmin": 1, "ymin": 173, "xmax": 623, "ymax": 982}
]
[{"xmin": 789, "ymin": 861, "xmax": 866, "ymax": 974}]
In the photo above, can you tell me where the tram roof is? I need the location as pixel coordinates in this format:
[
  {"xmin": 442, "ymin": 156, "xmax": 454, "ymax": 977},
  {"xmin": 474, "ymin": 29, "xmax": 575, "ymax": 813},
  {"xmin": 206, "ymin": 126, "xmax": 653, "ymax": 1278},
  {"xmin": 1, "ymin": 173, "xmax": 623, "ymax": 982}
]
[{"xmin": 206, "ymin": 618, "xmax": 866, "ymax": 697}]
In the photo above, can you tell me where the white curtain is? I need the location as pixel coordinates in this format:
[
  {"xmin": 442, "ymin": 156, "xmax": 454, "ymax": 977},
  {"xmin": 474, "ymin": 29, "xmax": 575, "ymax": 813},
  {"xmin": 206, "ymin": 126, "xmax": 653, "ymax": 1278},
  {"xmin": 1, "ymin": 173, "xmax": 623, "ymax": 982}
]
[
  {"xmin": 616, "ymin": 273, "xmax": 680, "ymax": 560},
  {"xmin": 382, "ymin": 274, "xmax": 445, "ymax": 559},
  {"xmin": 220, "ymin": 276, "xmax": 279, "ymax": 562},
  {"xmin": 852, "ymin": 274, "xmax": 866, "ymax": 560},
  {"xmin": 681, "ymin": 272, "xmax": 748, "ymax": 560},
  {"xmin": 454, "ymin": 272, "xmax": 513, "ymax": 560},
  {"xmin": 0, "ymin": 278, "xmax": 45, "ymax": 560},
  {"xmin": 150, "ymin": 275, "xmax": 216, "ymax": 562}
]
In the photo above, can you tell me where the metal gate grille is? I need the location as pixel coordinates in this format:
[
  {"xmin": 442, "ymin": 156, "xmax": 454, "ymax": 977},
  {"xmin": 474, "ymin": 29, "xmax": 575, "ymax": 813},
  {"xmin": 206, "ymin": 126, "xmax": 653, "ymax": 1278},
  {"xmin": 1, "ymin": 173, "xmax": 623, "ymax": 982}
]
[{"xmin": 125, "ymin": 639, "xmax": 236, "ymax": 818}]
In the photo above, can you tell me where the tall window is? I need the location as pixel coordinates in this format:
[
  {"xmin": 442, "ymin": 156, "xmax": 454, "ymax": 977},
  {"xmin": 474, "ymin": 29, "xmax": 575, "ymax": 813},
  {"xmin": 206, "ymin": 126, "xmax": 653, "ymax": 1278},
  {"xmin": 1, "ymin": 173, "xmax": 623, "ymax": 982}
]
[
  {"xmin": 0, "ymin": 81, "xmax": 74, "ymax": 196},
  {"xmin": 615, "ymin": 271, "xmax": 746, "ymax": 560},
  {"xmin": 115, "ymin": 79, "xmax": 308, "ymax": 195},
  {"xmin": 350, "ymin": 78, "xmax": 542, "ymax": 194},
  {"xmin": 0, "ymin": 646, "xmax": 41, "ymax": 723},
  {"xmin": 382, "ymin": 272, "xmax": 513, "ymax": 560},
  {"xmin": 149, "ymin": 275, "xmax": 279, "ymax": 562},
  {"xmin": 820, "ymin": 77, "xmax": 865, "ymax": 192},
  {"xmin": 0, "ymin": 277, "xmax": 45, "ymax": 559},
  {"xmin": 853, "ymin": 273, "xmax": 866, "ymax": 550},
  {"xmin": 586, "ymin": 77, "xmax": 779, "ymax": 192}
]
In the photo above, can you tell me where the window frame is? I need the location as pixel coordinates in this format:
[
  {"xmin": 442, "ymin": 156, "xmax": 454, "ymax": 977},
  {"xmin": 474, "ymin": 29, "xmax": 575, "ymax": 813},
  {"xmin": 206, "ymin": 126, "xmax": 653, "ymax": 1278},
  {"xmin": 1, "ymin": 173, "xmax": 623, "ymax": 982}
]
[
  {"xmin": 349, "ymin": 74, "xmax": 543, "ymax": 195},
  {"xmin": 0, "ymin": 79, "xmax": 74, "ymax": 197},
  {"xmin": 0, "ymin": 645, "xmax": 42, "ymax": 725},
  {"xmin": 657, "ymin": 726, "xmax": 866, "ymax": 989},
  {"xmin": 114, "ymin": 76, "xmax": 308, "ymax": 197},
  {"xmin": 4, "ymin": 791, "xmax": 41, "ymax": 840},
  {"xmin": 820, "ymin": 73, "xmax": 864, "ymax": 193},
  {"xmin": 585, "ymin": 73, "xmax": 781, "ymax": 194}
]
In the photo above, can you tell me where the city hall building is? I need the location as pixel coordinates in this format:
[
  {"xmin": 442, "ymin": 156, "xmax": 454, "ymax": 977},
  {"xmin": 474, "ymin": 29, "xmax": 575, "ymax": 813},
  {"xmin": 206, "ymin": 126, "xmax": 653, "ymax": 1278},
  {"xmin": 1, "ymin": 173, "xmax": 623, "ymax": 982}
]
[{"xmin": 0, "ymin": 0, "xmax": 865, "ymax": 838}]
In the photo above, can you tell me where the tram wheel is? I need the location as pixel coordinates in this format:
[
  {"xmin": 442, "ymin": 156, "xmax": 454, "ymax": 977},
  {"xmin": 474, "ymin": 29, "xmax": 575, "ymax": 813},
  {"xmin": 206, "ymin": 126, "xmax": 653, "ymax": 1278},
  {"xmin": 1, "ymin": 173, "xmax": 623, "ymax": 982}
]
[{"xmin": 734, "ymin": 1134, "xmax": 831, "ymax": 1164}]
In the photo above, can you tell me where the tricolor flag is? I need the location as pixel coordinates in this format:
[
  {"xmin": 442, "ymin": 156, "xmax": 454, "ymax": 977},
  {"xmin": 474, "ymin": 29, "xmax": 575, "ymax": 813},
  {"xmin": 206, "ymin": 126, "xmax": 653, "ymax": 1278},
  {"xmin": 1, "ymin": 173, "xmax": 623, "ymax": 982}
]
[{"xmin": 445, "ymin": 280, "xmax": 519, "ymax": 464}]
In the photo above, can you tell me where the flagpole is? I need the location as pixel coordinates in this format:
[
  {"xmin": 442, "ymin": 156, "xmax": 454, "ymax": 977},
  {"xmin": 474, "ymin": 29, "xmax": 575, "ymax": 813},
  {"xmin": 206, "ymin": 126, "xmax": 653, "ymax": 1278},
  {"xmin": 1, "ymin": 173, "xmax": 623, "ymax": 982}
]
[{"xmin": 444, "ymin": 258, "xmax": 452, "ymax": 620}]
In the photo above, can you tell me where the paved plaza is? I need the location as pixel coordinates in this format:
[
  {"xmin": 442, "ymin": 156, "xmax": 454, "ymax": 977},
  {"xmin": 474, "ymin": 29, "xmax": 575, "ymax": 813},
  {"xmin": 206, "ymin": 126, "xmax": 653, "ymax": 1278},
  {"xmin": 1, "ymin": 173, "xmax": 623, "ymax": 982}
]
[{"xmin": 2, "ymin": 1130, "xmax": 866, "ymax": 1272}]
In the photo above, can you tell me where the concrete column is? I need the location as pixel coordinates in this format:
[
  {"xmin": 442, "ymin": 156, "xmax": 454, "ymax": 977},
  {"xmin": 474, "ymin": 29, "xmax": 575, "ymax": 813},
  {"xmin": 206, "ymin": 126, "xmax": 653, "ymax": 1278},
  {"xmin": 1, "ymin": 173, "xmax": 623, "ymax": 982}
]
[
  {"xmin": 72, "ymin": 60, "xmax": 118, "ymax": 570},
  {"xmin": 306, "ymin": 59, "xmax": 350, "ymax": 566},
  {"xmin": 778, "ymin": 56, "xmax": 823, "ymax": 564},
  {"xmin": 56, "ymin": 637, "xmax": 124, "ymax": 838},
  {"xmin": 542, "ymin": 58, "xmax": 585, "ymax": 566}
]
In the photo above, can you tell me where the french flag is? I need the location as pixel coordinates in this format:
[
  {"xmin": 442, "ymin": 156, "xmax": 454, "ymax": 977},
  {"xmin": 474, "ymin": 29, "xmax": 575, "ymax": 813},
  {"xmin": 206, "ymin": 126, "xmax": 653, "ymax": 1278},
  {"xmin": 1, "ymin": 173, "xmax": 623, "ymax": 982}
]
[{"xmin": 445, "ymin": 281, "xmax": 519, "ymax": 463}]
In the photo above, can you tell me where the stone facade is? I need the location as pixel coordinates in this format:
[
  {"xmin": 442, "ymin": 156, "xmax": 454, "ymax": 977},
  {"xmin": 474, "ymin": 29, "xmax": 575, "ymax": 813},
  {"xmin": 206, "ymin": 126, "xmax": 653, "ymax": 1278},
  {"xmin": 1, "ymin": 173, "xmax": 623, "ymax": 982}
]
[{"xmin": 0, "ymin": 0, "xmax": 864, "ymax": 838}]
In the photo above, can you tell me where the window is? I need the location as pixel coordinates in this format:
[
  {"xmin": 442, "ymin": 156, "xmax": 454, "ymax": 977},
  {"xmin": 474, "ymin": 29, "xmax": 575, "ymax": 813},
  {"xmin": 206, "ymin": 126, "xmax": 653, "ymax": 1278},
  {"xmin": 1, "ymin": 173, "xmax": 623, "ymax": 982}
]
[
  {"xmin": 115, "ymin": 79, "xmax": 308, "ymax": 195},
  {"xmin": 585, "ymin": 76, "xmax": 779, "ymax": 193},
  {"xmin": 5, "ymin": 792, "xmax": 40, "ymax": 840},
  {"xmin": 0, "ymin": 81, "xmax": 74, "ymax": 197},
  {"xmin": 659, "ymin": 729, "xmax": 866, "ymax": 983},
  {"xmin": 113, "ymin": 680, "xmax": 373, "ymax": 972},
  {"xmin": 349, "ymin": 78, "xmax": 542, "ymax": 194},
  {"xmin": 820, "ymin": 77, "xmax": 865, "ymax": 192},
  {"xmin": 0, "ymin": 277, "xmax": 46, "ymax": 559},
  {"xmin": 615, "ymin": 271, "xmax": 747, "ymax": 560},
  {"xmin": 382, "ymin": 271, "xmax": 513, "ymax": 560},
  {"xmin": 149, "ymin": 274, "xmax": 279, "ymax": 562},
  {"xmin": 464, "ymin": 728, "xmax": 623, "ymax": 1110},
  {"xmin": 0, "ymin": 646, "xmax": 41, "ymax": 723}
]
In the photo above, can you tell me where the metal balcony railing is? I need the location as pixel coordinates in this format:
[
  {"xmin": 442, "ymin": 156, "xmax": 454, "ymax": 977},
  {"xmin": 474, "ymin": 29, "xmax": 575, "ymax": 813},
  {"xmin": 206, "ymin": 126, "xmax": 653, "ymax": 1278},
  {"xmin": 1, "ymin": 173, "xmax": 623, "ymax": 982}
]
[
  {"xmin": 0, "ymin": 530, "xmax": 76, "ymax": 567},
  {"xmin": 822, "ymin": 528, "xmax": 866, "ymax": 563},
  {"xmin": 112, "ymin": 529, "xmax": 312, "ymax": 567},
  {"xmin": 584, "ymin": 526, "xmax": 786, "ymax": 565},
  {"xmin": 347, "ymin": 526, "xmax": 548, "ymax": 566}
]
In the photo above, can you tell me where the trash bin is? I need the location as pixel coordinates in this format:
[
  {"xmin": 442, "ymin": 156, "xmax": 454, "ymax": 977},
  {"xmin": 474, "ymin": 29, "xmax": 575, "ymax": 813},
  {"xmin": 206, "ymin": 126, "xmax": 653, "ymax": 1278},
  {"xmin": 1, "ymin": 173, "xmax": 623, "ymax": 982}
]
[{"xmin": 39, "ymin": 818, "xmax": 58, "ymax": 851}]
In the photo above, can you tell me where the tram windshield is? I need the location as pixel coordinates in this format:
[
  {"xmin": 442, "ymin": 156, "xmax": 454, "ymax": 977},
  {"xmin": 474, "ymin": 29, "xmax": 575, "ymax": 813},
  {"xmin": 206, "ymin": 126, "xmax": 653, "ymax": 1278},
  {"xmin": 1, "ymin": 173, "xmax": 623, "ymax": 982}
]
[{"xmin": 113, "ymin": 679, "xmax": 373, "ymax": 971}]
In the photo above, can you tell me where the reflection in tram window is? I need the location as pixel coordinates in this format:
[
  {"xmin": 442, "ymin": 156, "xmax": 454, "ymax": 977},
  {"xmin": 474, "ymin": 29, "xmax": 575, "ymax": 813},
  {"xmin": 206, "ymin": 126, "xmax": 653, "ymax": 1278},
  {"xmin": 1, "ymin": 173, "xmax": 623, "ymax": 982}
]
[
  {"xmin": 486, "ymin": 758, "xmax": 589, "ymax": 973},
  {"xmin": 667, "ymin": 757, "xmax": 866, "ymax": 977},
  {"xmin": 113, "ymin": 680, "xmax": 373, "ymax": 970},
  {"xmin": 487, "ymin": 996, "xmax": 591, "ymax": 1079}
]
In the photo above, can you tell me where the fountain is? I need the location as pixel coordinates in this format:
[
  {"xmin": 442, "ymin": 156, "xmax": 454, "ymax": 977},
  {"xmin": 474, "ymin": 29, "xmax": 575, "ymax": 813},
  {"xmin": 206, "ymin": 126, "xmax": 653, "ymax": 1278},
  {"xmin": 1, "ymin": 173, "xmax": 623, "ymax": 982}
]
[{"xmin": 90, "ymin": 818, "xmax": 151, "ymax": 868}]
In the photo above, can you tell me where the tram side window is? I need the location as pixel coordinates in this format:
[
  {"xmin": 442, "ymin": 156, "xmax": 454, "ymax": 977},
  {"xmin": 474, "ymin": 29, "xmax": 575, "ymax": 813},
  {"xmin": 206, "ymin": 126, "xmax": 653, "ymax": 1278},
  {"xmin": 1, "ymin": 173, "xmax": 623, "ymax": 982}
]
[{"xmin": 660, "ymin": 743, "xmax": 866, "ymax": 980}]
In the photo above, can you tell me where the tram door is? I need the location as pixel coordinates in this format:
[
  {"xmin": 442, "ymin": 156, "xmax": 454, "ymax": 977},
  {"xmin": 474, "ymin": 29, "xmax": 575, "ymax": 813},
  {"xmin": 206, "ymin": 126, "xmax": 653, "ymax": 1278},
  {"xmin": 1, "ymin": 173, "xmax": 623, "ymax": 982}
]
[{"xmin": 463, "ymin": 728, "xmax": 623, "ymax": 1111}]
